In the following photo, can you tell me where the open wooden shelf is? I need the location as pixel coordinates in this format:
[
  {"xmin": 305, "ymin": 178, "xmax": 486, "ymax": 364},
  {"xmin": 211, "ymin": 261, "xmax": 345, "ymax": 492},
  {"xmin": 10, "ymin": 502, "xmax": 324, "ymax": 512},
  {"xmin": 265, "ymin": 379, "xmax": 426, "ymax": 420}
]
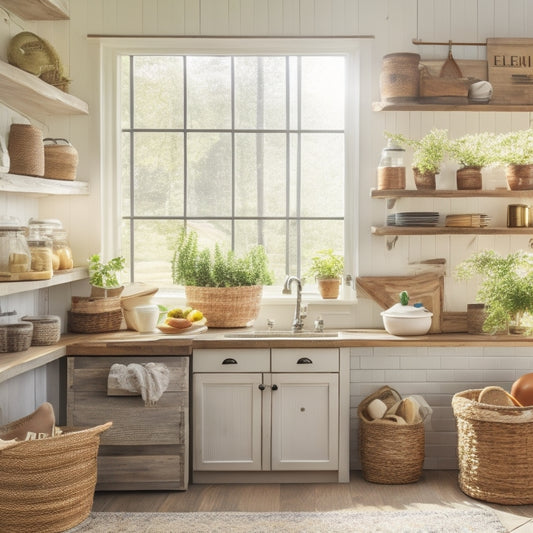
[
  {"xmin": 0, "ymin": 267, "xmax": 88, "ymax": 297},
  {"xmin": 371, "ymin": 188, "xmax": 532, "ymax": 199},
  {"xmin": 0, "ymin": 60, "xmax": 87, "ymax": 118},
  {"xmin": 372, "ymin": 226, "xmax": 533, "ymax": 236},
  {"xmin": 372, "ymin": 101, "xmax": 533, "ymax": 112},
  {"xmin": 0, "ymin": 173, "xmax": 88, "ymax": 196},
  {"xmin": 0, "ymin": 0, "xmax": 68, "ymax": 20}
]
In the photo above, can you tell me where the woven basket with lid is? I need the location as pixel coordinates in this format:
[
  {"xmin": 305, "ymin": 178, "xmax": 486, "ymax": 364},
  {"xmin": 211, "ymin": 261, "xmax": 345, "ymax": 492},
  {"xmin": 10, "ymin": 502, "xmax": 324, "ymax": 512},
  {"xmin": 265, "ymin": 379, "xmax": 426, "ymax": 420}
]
[{"xmin": 8, "ymin": 123, "xmax": 44, "ymax": 177}]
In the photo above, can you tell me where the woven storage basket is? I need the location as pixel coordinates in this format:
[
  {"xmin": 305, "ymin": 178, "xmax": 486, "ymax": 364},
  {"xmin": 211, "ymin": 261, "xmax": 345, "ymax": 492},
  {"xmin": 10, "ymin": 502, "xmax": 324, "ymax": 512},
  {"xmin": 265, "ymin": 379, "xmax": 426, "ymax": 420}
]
[
  {"xmin": 68, "ymin": 309, "xmax": 123, "ymax": 333},
  {"xmin": 358, "ymin": 386, "xmax": 425, "ymax": 484},
  {"xmin": 0, "ymin": 421, "xmax": 112, "ymax": 533},
  {"xmin": 0, "ymin": 322, "xmax": 33, "ymax": 353},
  {"xmin": 8, "ymin": 123, "xmax": 44, "ymax": 177},
  {"xmin": 71, "ymin": 295, "xmax": 121, "ymax": 314},
  {"xmin": 452, "ymin": 389, "xmax": 533, "ymax": 504},
  {"xmin": 43, "ymin": 138, "xmax": 78, "ymax": 181},
  {"xmin": 185, "ymin": 285, "xmax": 263, "ymax": 328},
  {"xmin": 21, "ymin": 315, "xmax": 61, "ymax": 346},
  {"xmin": 379, "ymin": 53, "xmax": 420, "ymax": 102}
]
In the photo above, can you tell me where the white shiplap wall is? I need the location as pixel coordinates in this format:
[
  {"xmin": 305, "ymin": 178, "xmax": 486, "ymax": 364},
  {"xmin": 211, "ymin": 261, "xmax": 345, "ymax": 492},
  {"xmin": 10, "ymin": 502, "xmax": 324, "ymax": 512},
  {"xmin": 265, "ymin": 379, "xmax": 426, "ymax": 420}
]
[{"xmin": 2, "ymin": 0, "xmax": 533, "ymax": 467}]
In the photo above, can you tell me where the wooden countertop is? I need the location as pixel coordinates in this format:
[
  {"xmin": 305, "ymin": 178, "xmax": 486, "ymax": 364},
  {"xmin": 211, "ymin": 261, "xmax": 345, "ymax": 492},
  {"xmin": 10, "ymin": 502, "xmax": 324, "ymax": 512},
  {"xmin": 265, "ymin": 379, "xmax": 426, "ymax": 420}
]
[{"xmin": 3, "ymin": 327, "xmax": 533, "ymax": 384}]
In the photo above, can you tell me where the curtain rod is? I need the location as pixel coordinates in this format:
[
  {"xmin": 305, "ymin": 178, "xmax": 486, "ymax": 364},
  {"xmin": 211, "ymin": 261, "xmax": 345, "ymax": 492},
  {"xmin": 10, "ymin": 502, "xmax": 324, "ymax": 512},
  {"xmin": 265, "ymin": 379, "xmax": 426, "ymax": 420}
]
[
  {"xmin": 412, "ymin": 38, "xmax": 486, "ymax": 46},
  {"xmin": 87, "ymin": 34, "xmax": 375, "ymax": 39}
]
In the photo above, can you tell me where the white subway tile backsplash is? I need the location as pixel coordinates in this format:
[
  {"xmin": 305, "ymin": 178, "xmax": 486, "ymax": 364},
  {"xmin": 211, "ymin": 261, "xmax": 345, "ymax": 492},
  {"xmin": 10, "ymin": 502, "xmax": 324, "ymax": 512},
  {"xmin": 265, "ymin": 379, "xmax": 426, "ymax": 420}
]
[{"xmin": 360, "ymin": 356, "xmax": 400, "ymax": 369}]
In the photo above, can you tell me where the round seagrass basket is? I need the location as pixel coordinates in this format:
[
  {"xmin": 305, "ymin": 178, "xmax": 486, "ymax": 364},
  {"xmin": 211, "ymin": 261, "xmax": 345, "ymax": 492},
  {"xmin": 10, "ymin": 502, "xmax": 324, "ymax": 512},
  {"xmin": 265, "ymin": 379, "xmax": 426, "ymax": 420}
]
[
  {"xmin": 358, "ymin": 386, "xmax": 425, "ymax": 484},
  {"xmin": 185, "ymin": 285, "xmax": 263, "ymax": 328},
  {"xmin": 0, "ymin": 421, "xmax": 112, "ymax": 533},
  {"xmin": 21, "ymin": 315, "xmax": 61, "ymax": 346},
  {"xmin": 452, "ymin": 389, "xmax": 533, "ymax": 504},
  {"xmin": 8, "ymin": 123, "xmax": 44, "ymax": 177}
]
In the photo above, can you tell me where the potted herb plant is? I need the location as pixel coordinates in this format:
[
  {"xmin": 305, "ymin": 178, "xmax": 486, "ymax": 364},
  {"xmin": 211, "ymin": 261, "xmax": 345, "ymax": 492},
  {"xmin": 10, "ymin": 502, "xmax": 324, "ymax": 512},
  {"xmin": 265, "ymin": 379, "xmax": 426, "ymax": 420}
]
[
  {"xmin": 494, "ymin": 129, "xmax": 533, "ymax": 190},
  {"xmin": 171, "ymin": 229, "xmax": 273, "ymax": 327},
  {"xmin": 88, "ymin": 254, "xmax": 126, "ymax": 298},
  {"xmin": 455, "ymin": 249, "xmax": 533, "ymax": 334},
  {"xmin": 386, "ymin": 129, "xmax": 448, "ymax": 190},
  {"xmin": 448, "ymin": 132, "xmax": 497, "ymax": 190},
  {"xmin": 306, "ymin": 249, "xmax": 344, "ymax": 299}
]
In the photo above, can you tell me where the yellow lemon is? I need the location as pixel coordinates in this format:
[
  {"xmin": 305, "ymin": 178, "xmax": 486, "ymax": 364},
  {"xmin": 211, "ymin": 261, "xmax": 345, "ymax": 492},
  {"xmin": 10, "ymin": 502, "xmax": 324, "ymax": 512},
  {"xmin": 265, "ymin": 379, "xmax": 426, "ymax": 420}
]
[{"xmin": 187, "ymin": 309, "xmax": 203, "ymax": 322}]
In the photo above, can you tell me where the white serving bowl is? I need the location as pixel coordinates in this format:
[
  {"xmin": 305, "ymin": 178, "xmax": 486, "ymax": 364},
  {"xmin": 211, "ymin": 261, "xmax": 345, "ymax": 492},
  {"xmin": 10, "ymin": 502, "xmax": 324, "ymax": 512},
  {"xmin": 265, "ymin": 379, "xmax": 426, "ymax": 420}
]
[{"xmin": 381, "ymin": 303, "xmax": 433, "ymax": 336}]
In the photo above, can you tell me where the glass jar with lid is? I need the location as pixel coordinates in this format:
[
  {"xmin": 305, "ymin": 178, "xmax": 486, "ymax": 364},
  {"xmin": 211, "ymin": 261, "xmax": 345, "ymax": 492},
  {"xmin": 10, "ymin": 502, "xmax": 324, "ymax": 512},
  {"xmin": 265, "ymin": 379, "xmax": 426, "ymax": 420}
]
[
  {"xmin": 377, "ymin": 139, "xmax": 406, "ymax": 190},
  {"xmin": 0, "ymin": 217, "xmax": 31, "ymax": 280},
  {"xmin": 51, "ymin": 228, "xmax": 73, "ymax": 270}
]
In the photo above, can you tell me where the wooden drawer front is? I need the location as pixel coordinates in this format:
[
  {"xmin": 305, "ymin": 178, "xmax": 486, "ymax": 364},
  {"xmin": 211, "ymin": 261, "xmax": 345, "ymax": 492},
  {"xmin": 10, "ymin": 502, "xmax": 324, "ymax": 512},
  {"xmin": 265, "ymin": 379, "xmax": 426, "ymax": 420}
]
[
  {"xmin": 68, "ymin": 356, "xmax": 188, "ymax": 392},
  {"xmin": 271, "ymin": 348, "xmax": 339, "ymax": 372},
  {"xmin": 97, "ymin": 454, "xmax": 186, "ymax": 490},
  {"xmin": 193, "ymin": 348, "xmax": 270, "ymax": 373},
  {"xmin": 69, "ymin": 390, "xmax": 187, "ymax": 446}
]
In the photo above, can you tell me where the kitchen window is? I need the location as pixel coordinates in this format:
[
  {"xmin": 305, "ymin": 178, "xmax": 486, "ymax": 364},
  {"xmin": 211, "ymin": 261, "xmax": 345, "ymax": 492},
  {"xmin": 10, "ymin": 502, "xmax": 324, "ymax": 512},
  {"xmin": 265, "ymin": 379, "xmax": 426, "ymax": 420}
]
[{"xmin": 101, "ymin": 38, "xmax": 364, "ymax": 295}]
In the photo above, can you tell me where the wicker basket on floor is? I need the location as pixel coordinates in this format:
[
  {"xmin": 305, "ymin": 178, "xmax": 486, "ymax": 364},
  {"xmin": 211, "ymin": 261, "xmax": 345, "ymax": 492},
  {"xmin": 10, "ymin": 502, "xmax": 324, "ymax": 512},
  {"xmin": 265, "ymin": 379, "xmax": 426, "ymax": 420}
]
[
  {"xmin": 452, "ymin": 389, "xmax": 533, "ymax": 504},
  {"xmin": 358, "ymin": 386, "xmax": 425, "ymax": 484},
  {"xmin": 0, "ymin": 421, "xmax": 112, "ymax": 533}
]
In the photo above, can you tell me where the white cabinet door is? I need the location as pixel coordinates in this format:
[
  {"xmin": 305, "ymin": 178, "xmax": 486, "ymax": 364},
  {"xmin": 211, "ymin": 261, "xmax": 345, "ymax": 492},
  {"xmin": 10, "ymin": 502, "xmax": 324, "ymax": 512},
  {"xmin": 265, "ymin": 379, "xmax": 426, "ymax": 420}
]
[
  {"xmin": 193, "ymin": 373, "xmax": 263, "ymax": 471},
  {"xmin": 271, "ymin": 373, "xmax": 339, "ymax": 471}
]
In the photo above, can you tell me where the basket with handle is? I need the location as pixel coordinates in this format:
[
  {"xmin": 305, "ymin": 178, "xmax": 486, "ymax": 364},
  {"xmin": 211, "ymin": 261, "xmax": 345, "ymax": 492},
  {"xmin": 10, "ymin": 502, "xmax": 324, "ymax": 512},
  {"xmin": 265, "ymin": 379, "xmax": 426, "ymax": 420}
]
[
  {"xmin": 0, "ymin": 421, "xmax": 112, "ymax": 533},
  {"xmin": 358, "ymin": 385, "xmax": 425, "ymax": 484},
  {"xmin": 43, "ymin": 138, "xmax": 78, "ymax": 181},
  {"xmin": 452, "ymin": 389, "xmax": 533, "ymax": 504}
]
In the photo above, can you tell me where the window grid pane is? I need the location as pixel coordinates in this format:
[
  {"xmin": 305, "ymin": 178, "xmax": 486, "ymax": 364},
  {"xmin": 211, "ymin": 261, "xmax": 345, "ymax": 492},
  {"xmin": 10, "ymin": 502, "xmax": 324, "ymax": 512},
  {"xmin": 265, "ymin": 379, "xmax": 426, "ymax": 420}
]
[{"xmin": 122, "ymin": 54, "xmax": 344, "ymax": 286}]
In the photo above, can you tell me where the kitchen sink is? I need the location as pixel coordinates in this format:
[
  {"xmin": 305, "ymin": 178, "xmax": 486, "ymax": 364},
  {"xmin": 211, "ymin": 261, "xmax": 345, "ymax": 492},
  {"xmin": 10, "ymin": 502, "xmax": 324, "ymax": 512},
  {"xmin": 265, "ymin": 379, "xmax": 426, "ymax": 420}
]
[{"xmin": 224, "ymin": 330, "xmax": 339, "ymax": 338}]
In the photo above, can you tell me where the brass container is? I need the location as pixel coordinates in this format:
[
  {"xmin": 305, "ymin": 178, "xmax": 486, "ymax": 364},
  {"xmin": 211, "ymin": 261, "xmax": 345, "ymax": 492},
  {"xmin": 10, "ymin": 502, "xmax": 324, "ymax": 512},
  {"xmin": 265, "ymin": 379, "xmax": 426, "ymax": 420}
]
[{"xmin": 507, "ymin": 204, "xmax": 529, "ymax": 227}]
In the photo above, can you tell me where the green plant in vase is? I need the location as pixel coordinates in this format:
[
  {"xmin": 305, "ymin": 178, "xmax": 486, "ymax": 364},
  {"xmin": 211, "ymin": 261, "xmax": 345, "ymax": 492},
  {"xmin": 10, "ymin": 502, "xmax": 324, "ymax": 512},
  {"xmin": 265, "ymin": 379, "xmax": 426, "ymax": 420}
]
[
  {"xmin": 385, "ymin": 129, "xmax": 448, "ymax": 189},
  {"xmin": 455, "ymin": 249, "xmax": 533, "ymax": 334},
  {"xmin": 88, "ymin": 254, "xmax": 126, "ymax": 297},
  {"xmin": 448, "ymin": 132, "xmax": 498, "ymax": 190},
  {"xmin": 305, "ymin": 248, "xmax": 344, "ymax": 299}
]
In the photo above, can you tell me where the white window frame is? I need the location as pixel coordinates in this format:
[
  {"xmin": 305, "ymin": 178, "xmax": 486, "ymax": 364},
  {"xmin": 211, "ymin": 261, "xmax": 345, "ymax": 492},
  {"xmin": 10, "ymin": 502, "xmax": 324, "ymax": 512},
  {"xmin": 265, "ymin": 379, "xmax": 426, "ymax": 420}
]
[{"xmin": 99, "ymin": 37, "xmax": 369, "ymax": 305}]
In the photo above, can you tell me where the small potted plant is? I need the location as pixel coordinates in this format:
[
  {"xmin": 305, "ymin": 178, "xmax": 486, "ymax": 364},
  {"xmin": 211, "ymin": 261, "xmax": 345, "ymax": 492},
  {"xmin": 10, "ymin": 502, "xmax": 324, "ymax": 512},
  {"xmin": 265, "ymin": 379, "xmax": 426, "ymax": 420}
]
[
  {"xmin": 455, "ymin": 249, "xmax": 533, "ymax": 334},
  {"xmin": 386, "ymin": 129, "xmax": 448, "ymax": 190},
  {"xmin": 171, "ymin": 229, "xmax": 273, "ymax": 327},
  {"xmin": 306, "ymin": 249, "xmax": 344, "ymax": 299},
  {"xmin": 494, "ymin": 129, "xmax": 533, "ymax": 190},
  {"xmin": 88, "ymin": 254, "xmax": 126, "ymax": 298},
  {"xmin": 448, "ymin": 132, "xmax": 497, "ymax": 190}
]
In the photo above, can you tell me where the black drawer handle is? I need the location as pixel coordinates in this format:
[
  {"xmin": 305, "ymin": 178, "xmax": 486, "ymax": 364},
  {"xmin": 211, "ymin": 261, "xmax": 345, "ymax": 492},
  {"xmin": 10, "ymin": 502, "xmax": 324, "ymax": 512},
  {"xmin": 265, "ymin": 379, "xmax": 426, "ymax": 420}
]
[
  {"xmin": 297, "ymin": 357, "xmax": 313, "ymax": 364},
  {"xmin": 272, "ymin": 384, "xmax": 278, "ymax": 391},
  {"xmin": 222, "ymin": 358, "xmax": 238, "ymax": 365},
  {"xmin": 259, "ymin": 384, "xmax": 266, "ymax": 390}
]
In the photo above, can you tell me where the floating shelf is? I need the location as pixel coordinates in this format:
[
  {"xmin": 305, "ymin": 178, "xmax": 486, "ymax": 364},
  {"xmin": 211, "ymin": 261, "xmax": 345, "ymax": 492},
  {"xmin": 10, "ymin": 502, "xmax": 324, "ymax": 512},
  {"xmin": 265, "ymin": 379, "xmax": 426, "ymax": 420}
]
[
  {"xmin": 0, "ymin": 61, "xmax": 88, "ymax": 118},
  {"xmin": 0, "ymin": 267, "xmax": 88, "ymax": 297},
  {"xmin": 372, "ymin": 226, "xmax": 533, "ymax": 236},
  {"xmin": 372, "ymin": 101, "xmax": 533, "ymax": 112},
  {"xmin": 0, "ymin": 173, "xmax": 88, "ymax": 196},
  {"xmin": 370, "ymin": 188, "xmax": 533, "ymax": 199},
  {"xmin": 0, "ymin": 0, "xmax": 68, "ymax": 20}
]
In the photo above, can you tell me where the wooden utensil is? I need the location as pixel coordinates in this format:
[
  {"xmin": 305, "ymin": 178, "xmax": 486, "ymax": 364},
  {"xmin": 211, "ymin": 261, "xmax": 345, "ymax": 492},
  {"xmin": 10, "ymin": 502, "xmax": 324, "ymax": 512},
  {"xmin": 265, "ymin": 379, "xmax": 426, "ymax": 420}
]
[{"xmin": 440, "ymin": 41, "xmax": 462, "ymax": 78}]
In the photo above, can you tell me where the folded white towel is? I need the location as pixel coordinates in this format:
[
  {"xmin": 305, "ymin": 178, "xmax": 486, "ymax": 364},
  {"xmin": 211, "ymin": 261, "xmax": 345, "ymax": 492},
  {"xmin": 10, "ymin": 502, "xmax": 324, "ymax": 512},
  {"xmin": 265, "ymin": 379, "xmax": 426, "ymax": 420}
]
[{"xmin": 108, "ymin": 362, "xmax": 170, "ymax": 406}]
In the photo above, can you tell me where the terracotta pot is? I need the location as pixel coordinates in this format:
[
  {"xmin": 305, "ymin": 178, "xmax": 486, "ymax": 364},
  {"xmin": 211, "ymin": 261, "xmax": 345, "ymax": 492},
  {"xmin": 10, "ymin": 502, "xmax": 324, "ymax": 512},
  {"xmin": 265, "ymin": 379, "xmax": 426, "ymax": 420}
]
[
  {"xmin": 506, "ymin": 164, "xmax": 533, "ymax": 190},
  {"xmin": 413, "ymin": 168, "xmax": 436, "ymax": 190},
  {"xmin": 318, "ymin": 278, "xmax": 340, "ymax": 299},
  {"xmin": 456, "ymin": 167, "xmax": 482, "ymax": 190}
]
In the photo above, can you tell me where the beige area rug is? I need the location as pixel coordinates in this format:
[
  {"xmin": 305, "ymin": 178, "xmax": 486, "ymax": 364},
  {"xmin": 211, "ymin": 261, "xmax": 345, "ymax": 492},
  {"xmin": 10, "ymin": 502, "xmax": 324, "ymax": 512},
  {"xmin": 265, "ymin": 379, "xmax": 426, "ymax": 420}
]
[{"xmin": 69, "ymin": 509, "xmax": 505, "ymax": 532}]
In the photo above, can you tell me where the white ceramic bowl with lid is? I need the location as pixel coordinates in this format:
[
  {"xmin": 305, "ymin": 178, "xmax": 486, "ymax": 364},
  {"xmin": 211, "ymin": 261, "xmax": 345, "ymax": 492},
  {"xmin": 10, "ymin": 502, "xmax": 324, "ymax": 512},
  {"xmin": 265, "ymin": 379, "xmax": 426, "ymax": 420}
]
[{"xmin": 381, "ymin": 303, "xmax": 433, "ymax": 336}]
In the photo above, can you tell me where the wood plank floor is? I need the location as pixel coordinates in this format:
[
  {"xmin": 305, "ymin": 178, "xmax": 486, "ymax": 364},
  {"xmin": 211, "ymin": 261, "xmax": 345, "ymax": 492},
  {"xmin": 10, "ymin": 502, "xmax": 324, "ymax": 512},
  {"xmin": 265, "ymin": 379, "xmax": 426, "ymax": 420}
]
[{"xmin": 92, "ymin": 470, "xmax": 533, "ymax": 532}]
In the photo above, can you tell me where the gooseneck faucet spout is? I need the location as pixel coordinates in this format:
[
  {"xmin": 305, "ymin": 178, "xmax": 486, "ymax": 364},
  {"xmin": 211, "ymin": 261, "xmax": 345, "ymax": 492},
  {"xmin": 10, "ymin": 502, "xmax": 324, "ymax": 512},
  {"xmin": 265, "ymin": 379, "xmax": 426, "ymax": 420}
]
[{"xmin": 283, "ymin": 275, "xmax": 305, "ymax": 332}]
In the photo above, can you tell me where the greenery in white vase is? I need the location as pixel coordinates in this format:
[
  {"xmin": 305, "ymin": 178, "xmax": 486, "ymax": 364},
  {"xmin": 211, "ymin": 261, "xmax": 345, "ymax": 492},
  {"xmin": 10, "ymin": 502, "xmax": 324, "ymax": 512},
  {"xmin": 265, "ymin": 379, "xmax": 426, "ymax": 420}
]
[{"xmin": 88, "ymin": 254, "xmax": 125, "ymax": 288}]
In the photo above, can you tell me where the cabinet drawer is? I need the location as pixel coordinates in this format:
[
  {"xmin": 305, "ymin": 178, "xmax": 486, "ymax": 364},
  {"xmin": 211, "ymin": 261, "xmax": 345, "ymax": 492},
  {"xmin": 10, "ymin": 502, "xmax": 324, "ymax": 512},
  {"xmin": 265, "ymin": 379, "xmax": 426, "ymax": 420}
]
[
  {"xmin": 193, "ymin": 348, "xmax": 270, "ymax": 372},
  {"xmin": 271, "ymin": 348, "xmax": 339, "ymax": 372}
]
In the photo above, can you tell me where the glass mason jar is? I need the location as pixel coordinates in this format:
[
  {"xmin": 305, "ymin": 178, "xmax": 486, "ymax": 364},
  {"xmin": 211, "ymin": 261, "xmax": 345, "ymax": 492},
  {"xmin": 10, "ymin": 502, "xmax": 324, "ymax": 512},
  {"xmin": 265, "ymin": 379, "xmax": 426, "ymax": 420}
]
[
  {"xmin": 0, "ymin": 222, "xmax": 31, "ymax": 278},
  {"xmin": 377, "ymin": 139, "xmax": 406, "ymax": 190},
  {"xmin": 51, "ymin": 229, "xmax": 73, "ymax": 270}
]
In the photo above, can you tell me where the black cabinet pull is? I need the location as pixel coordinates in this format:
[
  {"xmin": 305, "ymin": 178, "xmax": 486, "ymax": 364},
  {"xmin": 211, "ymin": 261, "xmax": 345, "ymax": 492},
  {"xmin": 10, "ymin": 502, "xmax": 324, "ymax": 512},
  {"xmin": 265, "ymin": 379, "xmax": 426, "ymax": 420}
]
[
  {"xmin": 222, "ymin": 358, "xmax": 237, "ymax": 365},
  {"xmin": 271, "ymin": 384, "xmax": 278, "ymax": 391},
  {"xmin": 259, "ymin": 384, "xmax": 266, "ymax": 390},
  {"xmin": 297, "ymin": 357, "xmax": 313, "ymax": 364}
]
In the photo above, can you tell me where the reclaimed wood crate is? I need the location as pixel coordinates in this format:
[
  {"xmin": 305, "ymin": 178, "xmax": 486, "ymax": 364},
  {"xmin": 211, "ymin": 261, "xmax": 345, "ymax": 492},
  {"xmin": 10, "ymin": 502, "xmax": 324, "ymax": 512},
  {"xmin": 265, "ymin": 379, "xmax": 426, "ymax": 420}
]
[{"xmin": 487, "ymin": 38, "xmax": 533, "ymax": 104}]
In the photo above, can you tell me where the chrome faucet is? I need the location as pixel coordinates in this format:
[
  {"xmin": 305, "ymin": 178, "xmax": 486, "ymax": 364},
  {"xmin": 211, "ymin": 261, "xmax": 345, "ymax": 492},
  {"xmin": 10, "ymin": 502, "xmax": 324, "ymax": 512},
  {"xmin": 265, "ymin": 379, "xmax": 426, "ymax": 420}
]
[{"xmin": 282, "ymin": 276, "xmax": 305, "ymax": 332}]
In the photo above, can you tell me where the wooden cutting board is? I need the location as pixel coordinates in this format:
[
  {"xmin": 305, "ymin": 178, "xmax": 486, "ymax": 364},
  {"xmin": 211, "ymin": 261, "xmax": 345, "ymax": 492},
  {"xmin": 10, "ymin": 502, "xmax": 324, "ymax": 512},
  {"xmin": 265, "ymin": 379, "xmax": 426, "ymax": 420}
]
[{"xmin": 356, "ymin": 272, "xmax": 444, "ymax": 333}]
